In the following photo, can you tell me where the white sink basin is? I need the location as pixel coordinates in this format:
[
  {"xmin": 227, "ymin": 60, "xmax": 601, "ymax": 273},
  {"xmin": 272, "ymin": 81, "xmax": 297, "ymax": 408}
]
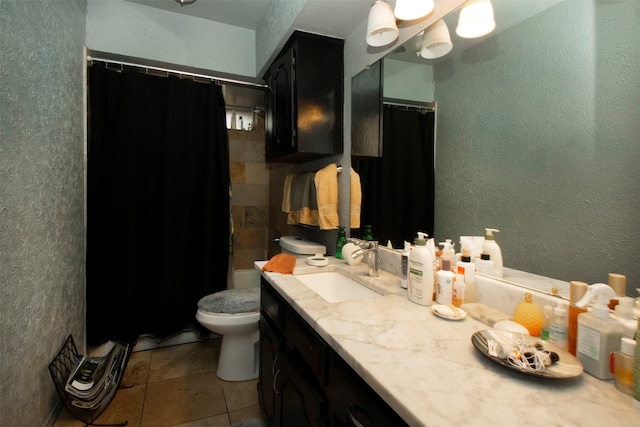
[{"xmin": 295, "ymin": 272, "xmax": 381, "ymax": 303}]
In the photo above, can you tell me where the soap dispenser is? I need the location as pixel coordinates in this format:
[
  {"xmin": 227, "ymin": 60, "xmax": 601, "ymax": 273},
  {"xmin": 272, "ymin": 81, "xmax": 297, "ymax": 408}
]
[
  {"xmin": 408, "ymin": 232, "xmax": 434, "ymax": 306},
  {"xmin": 483, "ymin": 228, "xmax": 503, "ymax": 278},
  {"xmin": 438, "ymin": 239, "xmax": 456, "ymax": 270},
  {"xmin": 575, "ymin": 283, "xmax": 623, "ymax": 379}
]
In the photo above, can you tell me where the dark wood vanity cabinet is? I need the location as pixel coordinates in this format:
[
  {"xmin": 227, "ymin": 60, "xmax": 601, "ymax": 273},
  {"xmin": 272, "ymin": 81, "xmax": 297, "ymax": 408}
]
[
  {"xmin": 263, "ymin": 31, "xmax": 344, "ymax": 162},
  {"xmin": 259, "ymin": 278, "xmax": 408, "ymax": 427}
]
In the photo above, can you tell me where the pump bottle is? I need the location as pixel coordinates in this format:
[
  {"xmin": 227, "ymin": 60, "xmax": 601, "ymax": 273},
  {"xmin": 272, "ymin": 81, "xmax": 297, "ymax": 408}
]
[
  {"xmin": 483, "ymin": 228, "xmax": 503, "ymax": 278},
  {"xmin": 407, "ymin": 232, "xmax": 434, "ymax": 306},
  {"xmin": 549, "ymin": 301, "xmax": 569, "ymax": 350},
  {"xmin": 438, "ymin": 239, "xmax": 455, "ymax": 270},
  {"xmin": 575, "ymin": 283, "xmax": 623, "ymax": 379}
]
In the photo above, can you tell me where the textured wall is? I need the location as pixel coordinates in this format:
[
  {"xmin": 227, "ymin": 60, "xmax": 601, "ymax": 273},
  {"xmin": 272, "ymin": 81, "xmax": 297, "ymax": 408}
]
[
  {"xmin": 86, "ymin": 0, "xmax": 256, "ymax": 78},
  {"xmin": 0, "ymin": 1, "xmax": 87, "ymax": 426},
  {"xmin": 434, "ymin": 1, "xmax": 640, "ymax": 293}
]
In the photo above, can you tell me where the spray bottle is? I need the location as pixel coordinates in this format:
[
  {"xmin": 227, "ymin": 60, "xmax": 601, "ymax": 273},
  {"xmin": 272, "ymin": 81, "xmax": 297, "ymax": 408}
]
[
  {"xmin": 483, "ymin": 228, "xmax": 503, "ymax": 278},
  {"xmin": 575, "ymin": 283, "xmax": 623, "ymax": 379},
  {"xmin": 408, "ymin": 232, "xmax": 434, "ymax": 306}
]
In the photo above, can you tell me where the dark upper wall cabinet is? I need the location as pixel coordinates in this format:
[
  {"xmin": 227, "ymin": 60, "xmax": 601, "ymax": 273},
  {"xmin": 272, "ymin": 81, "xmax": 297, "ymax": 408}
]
[
  {"xmin": 351, "ymin": 60, "xmax": 383, "ymax": 158},
  {"xmin": 264, "ymin": 31, "xmax": 344, "ymax": 162}
]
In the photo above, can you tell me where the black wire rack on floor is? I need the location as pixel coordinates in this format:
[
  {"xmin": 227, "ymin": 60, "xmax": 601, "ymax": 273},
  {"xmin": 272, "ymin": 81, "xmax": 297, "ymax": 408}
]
[{"xmin": 48, "ymin": 334, "xmax": 131, "ymax": 427}]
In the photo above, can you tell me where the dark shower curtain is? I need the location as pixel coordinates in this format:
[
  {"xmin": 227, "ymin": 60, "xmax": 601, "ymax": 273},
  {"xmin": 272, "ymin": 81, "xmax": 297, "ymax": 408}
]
[
  {"xmin": 355, "ymin": 104, "xmax": 435, "ymax": 248},
  {"xmin": 86, "ymin": 65, "xmax": 230, "ymax": 346}
]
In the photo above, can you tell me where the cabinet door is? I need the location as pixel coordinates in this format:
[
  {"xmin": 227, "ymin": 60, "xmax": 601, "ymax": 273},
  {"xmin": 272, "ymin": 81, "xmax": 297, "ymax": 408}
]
[
  {"xmin": 265, "ymin": 49, "xmax": 295, "ymax": 161},
  {"xmin": 329, "ymin": 354, "xmax": 408, "ymax": 427},
  {"xmin": 258, "ymin": 317, "xmax": 282, "ymax": 427},
  {"xmin": 351, "ymin": 60, "xmax": 383, "ymax": 158},
  {"xmin": 279, "ymin": 353, "xmax": 328, "ymax": 427}
]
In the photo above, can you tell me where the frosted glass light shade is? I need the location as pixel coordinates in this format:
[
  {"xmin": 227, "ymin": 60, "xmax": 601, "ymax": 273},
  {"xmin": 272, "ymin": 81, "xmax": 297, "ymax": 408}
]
[
  {"xmin": 394, "ymin": 0, "xmax": 434, "ymax": 21},
  {"xmin": 367, "ymin": 0, "xmax": 399, "ymax": 47},
  {"xmin": 456, "ymin": 0, "xmax": 496, "ymax": 39},
  {"xmin": 420, "ymin": 19, "xmax": 453, "ymax": 59}
]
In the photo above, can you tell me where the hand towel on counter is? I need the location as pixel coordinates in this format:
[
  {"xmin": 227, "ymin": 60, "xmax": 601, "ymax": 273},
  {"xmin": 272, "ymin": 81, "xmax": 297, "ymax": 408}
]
[
  {"xmin": 261, "ymin": 253, "xmax": 297, "ymax": 274},
  {"xmin": 287, "ymin": 172, "xmax": 319, "ymax": 227},
  {"xmin": 350, "ymin": 168, "xmax": 362, "ymax": 229},
  {"xmin": 314, "ymin": 164, "xmax": 339, "ymax": 230}
]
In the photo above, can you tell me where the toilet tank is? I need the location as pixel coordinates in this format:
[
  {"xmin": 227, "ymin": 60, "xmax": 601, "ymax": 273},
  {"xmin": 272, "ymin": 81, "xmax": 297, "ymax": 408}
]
[{"xmin": 279, "ymin": 236, "xmax": 326, "ymax": 256}]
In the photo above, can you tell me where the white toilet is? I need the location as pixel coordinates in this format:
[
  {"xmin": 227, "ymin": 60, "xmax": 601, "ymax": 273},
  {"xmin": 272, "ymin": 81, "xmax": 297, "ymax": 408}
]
[{"xmin": 196, "ymin": 287, "xmax": 260, "ymax": 381}]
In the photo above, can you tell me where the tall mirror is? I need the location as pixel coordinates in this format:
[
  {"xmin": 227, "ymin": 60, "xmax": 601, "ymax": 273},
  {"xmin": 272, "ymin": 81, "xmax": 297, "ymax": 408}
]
[{"xmin": 352, "ymin": 0, "xmax": 639, "ymax": 296}]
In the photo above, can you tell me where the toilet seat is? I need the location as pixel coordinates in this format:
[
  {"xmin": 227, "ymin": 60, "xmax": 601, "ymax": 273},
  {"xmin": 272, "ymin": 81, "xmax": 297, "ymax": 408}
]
[{"xmin": 197, "ymin": 288, "xmax": 259, "ymax": 315}]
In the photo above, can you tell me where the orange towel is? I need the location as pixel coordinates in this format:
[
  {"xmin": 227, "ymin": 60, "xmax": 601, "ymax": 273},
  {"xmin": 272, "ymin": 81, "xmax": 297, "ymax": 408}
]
[
  {"xmin": 261, "ymin": 253, "xmax": 297, "ymax": 274},
  {"xmin": 350, "ymin": 169, "xmax": 362, "ymax": 229},
  {"xmin": 314, "ymin": 164, "xmax": 339, "ymax": 230}
]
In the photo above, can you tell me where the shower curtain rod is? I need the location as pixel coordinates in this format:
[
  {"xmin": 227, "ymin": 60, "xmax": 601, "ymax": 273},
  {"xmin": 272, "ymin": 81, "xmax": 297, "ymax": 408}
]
[
  {"xmin": 383, "ymin": 98, "xmax": 435, "ymax": 112},
  {"xmin": 87, "ymin": 55, "xmax": 268, "ymax": 90}
]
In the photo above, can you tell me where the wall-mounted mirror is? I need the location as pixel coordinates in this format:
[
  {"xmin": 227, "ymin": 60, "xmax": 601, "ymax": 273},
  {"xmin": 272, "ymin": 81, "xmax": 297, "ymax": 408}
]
[{"xmin": 352, "ymin": 0, "xmax": 639, "ymax": 296}]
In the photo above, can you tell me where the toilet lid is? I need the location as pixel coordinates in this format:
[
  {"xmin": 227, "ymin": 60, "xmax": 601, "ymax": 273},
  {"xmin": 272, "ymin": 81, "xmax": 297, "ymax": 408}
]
[{"xmin": 197, "ymin": 288, "xmax": 260, "ymax": 314}]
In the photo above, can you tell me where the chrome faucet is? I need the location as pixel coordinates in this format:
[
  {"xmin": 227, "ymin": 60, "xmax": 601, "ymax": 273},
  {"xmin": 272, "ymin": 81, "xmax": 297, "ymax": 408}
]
[{"xmin": 350, "ymin": 240, "xmax": 379, "ymax": 277}]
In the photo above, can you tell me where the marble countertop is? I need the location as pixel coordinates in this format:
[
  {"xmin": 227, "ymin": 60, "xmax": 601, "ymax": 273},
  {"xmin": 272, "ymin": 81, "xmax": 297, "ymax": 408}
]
[{"xmin": 256, "ymin": 257, "xmax": 638, "ymax": 426}]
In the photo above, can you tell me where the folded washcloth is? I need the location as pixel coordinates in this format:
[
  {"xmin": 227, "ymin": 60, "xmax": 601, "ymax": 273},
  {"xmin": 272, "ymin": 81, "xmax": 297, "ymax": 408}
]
[
  {"xmin": 314, "ymin": 164, "xmax": 339, "ymax": 230},
  {"xmin": 350, "ymin": 168, "xmax": 362, "ymax": 229},
  {"xmin": 261, "ymin": 253, "xmax": 297, "ymax": 274}
]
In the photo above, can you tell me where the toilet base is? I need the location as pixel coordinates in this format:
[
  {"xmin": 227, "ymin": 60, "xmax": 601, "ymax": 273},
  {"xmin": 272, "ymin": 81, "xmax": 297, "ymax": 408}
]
[{"xmin": 216, "ymin": 328, "xmax": 260, "ymax": 381}]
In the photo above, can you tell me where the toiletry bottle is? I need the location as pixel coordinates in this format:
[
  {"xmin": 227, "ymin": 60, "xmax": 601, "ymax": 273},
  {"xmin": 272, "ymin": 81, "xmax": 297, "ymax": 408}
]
[
  {"xmin": 482, "ymin": 228, "xmax": 503, "ymax": 278},
  {"xmin": 436, "ymin": 251, "xmax": 455, "ymax": 305},
  {"xmin": 452, "ymin": 273, "xmax": 465, "ymax": 307},
  {"xmin": 407, "ymin": 232, "xmax": 434, "ymax": 306},
  {"xmin": 400, "ymin": 241, "xmax": 410, "ymax": 289},
  {"xmin": 541, "ymin": 304, "xmax": 553, "ymax": 342},
  {"xmin": 568, "ymin": 281, "xmax": 588, "ymax": 356},
  {"xmin": 238, "ymin": 116, "xmax": 244, "ymax": 130},
  {"xmin": 456, "ymin": 248, "xmax": 476, "ymax": 303},
  {"xmin": 614, "ymin": 296, "xmax": 638, "ymax": 338},
  {"xmin": 614, "ymin": 337, "xmax": 636, "ymax": 395},
  {"xmin": 363, "ymin": 225, "xmax": 373, "ymax": 241},
  {"xmin": 575, "ymin": 283, "xmax": 623, "ymax": 379},
  {"xmin": 230, "ymin": 109, "xmax": 236, "ymax": 129},
  {"xmin": 475, "ymin": 253, "xmax": 495, "ymax": 276},
  {"xmin": 335, "ymin": 226, "xmax": 347, "ymax": 260},
  {"xmin": 438, "ymin": 239, "xmax": 455, "ymax": 270},
  {"xmin": 513, "ymin": 293, "xmax": 544, "ymax": 336},
  {"xmin": 607, "ymin": 273, "xmax": 626, "ymax": 310},
  {"xmin": 549, "ymin": 301, "xmax": 569, "ymax": 350},
  {"xmin": 426, "ymin": 237, "xmax": 438, "ymax": 285}
]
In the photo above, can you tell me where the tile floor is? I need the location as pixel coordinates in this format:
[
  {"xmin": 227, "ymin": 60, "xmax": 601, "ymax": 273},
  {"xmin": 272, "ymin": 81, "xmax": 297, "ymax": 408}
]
[{"xmin": 53, "ymin": 339, "xmax": 264, "ymax": 427}]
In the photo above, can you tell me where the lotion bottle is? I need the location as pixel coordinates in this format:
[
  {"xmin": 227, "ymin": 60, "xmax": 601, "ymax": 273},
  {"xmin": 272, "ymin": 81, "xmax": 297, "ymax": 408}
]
[
  {"xmin": 452, "ymin": 273, "xmax": 465, "ymax": 307},
  {"xmin": 407, "ymin": 232, "xmax": 434, "ymax": 306},
  {"xmin": 549, "ymin": 301, "xmax": 569, "ymax": 350},
  {"xmin": 575, "ymin": 283, "xmax": 623, "ymax": 379},
  {"xmin": 436, "ymin": 251, "xmax": 455, "ymax": 305},
  {"xmin": 456, "ymin": 248, "xmax": 476, "ymax": 303},
  {"xmin": 482, "ymin": 228, "xmax": 503, "ymax": 278},
  {"xmin": 400, "ymin": 241, "xmax": 410, "ymax": 289},
  {"xmin": 438, "ymin": 239, "xmax": 455, "ymax": 270},
  {"xmin": 475, "ymin": 253, "xmax": 495, "ymax": 276}
]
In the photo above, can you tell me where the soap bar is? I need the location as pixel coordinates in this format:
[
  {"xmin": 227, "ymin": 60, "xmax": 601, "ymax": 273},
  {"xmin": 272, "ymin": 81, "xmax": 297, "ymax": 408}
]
[{"xmin": 460, "ymin": 302, "xmax": 511, "ymax": 327}]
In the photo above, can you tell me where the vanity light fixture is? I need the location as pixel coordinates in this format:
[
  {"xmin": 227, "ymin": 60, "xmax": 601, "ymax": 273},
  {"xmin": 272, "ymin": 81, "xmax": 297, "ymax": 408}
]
[
  {"xmin": 366, "ymin": 0, "xmax": 399, "ymax": 47},
  {"xmin": 420, "ymin": 19, "xmax": 453, "ymax": 59},
  {"xmin": 456, "ymin": 0, "xmax": 496, "ymax": 39},
  {"xmin": 394, "ymin": 0, "xmax": 435, "ymax": 21},
  {"xmin": 174, "ymin": 0, "xmax": 197, "ymax": 6}
]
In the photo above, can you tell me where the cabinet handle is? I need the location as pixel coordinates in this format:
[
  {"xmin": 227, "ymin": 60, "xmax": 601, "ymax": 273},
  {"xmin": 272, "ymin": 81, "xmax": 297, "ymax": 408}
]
[
  {"xmin": 349, "ymin": 404, "xmax": 371, "ymax": 427},
  {"xmin": 272, "ymin": 368, "xmax": 281, "ymax": 396},
  {"xmin": 272, "ymin": 355, "xmax": 278, "ymax": 376}
]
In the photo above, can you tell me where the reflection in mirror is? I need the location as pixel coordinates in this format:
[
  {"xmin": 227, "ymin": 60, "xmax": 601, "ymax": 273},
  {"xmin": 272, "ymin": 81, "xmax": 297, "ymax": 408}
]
[{"xmin": 351, "ymin": 0, "xmax": 639, "ymax": 295}]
